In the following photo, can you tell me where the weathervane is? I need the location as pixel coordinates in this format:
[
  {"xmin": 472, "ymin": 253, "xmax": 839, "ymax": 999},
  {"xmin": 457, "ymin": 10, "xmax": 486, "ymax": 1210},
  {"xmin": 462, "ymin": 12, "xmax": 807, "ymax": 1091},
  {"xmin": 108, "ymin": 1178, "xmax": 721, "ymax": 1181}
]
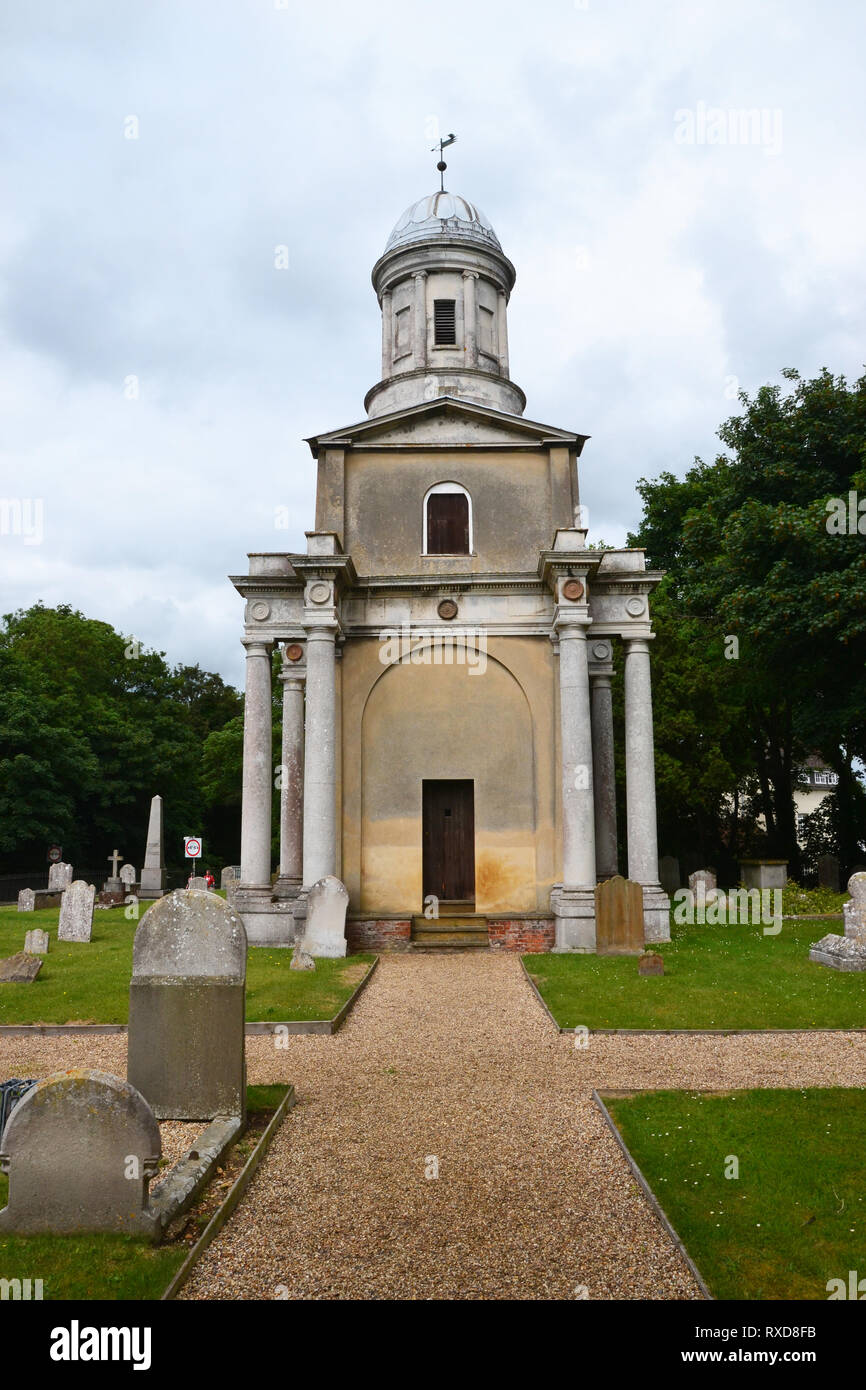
[{"xmin": 431, "ymin": 133, "xmax": 457, "ymax": 192}]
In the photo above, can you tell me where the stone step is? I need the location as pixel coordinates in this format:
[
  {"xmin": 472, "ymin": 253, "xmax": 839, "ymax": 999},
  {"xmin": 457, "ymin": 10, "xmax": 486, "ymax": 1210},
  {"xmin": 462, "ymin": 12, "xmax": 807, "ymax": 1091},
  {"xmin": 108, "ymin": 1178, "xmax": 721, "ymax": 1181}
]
[
  {"xmin": 411, "ymin": 916, "xmax": 488, "ymax": 934},
  {"xmin": 411, "ymin": 934, "xmax": 490, "ymax": 950}
]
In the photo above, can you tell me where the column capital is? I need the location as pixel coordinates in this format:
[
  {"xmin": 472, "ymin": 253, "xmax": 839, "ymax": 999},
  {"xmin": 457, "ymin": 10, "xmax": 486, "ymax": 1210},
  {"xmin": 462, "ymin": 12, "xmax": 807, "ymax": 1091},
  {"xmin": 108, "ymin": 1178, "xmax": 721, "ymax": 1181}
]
[
  {"xmin": 462, "ymin": 269, "xmax": 479, "ymax": 279},
  {"xmin": 241, "ymin": 637, "xmax": 272, "ymax": 657},
  {"xmin": 623, "ymin": 635, "xmax": 654, "ymax": 654},
  {"xmin": 413, "ymin": 270, "xmax": 428, "ymax": 282},
  {"xmin": 278, "ymin": 672, "xmax": 306, "ymax": 689}
]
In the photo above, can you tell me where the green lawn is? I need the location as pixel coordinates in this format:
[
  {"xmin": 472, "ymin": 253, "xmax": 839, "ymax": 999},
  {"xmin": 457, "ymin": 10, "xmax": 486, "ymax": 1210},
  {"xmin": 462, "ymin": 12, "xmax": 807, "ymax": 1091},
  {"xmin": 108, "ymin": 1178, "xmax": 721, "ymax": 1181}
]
[
  {"xmin": 525, "ymin": 916, "xmax": 866, "ymax": 1030},
  {"xmin": 604, "ymin": 1088, "xmax": 866, "ymax": 1300},
  {"xmin": 0, "ymin": 1084, "xmax": 289, "ymax": 1299},
  {"xmin": 0, "ymin": 903, "xmax": 374, "ymax": 1024}
]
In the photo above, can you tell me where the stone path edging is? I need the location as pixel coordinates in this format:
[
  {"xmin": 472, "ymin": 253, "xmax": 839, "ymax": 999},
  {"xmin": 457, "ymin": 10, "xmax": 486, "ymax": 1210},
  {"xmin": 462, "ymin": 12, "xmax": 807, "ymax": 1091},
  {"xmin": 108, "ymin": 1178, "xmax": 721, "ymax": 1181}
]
[
  {"xmin": 518, "ymin": 957, "xmax": 866, "ymax": 1036},
  {"xmin": 592, "ymin": 1088, "xmax": 713, "ymax": 1300},
  {"xmin": 0, "ymin": 957, "xmax": 379, "ymax": 1039},
  {"xmin": 162, "ymin": 1085, "xmax": 296, "ymax": 1301}
]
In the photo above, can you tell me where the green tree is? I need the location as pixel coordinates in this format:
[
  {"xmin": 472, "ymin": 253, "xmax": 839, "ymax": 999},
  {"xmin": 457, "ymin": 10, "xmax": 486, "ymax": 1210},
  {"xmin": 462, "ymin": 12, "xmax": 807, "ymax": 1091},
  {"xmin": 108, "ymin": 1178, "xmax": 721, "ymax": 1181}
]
[{"xmin": 631, "ymin": 368, "xmax": 866, "ymax": 875}]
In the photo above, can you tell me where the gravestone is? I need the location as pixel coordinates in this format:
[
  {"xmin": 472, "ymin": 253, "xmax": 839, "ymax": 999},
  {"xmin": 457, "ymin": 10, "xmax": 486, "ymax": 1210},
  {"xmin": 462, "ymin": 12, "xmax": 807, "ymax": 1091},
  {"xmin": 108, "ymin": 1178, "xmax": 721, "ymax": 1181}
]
[
  {"xmin": 128, "ymin": 890, "xmax": 247, "ymax": 1120},
  {"xmin": 595, "ymin": 875, "xmax": 644, "ymax": 955},
  {"xmin": 17, "ymin": 889, "xmax": 35, "ymax": 913},
  {"xmin": 688, "ymin": 868, "xmax": 716, "ymax": 892},
  {"xmin": 224, "ymin": 879, "xmax": 239, "ymax": 907},
  {"xmin": 47, "ymin": 861, "xmax": 73, "ymax": 892},
  {"xmin": 187, "ymin": 876, "xmax": 208, "ymax": 890},
  {"xmin": 741, "ymin": 859, "xmax": 787, "ymax": 891},
  {"xmin": 0, "ymin": 1069, "xmax": 160, "ymax": 1237},
  {"xmin": 638, "ymin": 950, "xmax": 664, "ymax": 976},
  {"xmin": 659, "ymin": 855, "xmax": 680, "ymax": 897},
  {"xmin": 120, "ymin": 863, "xmax": 137, "ymax": 889},
  {"xmin": 221, "ymin": 865, "xmax": 241, "ymax": 888},
  {"xmin": 23, "ymin": 929, "xmax": 49, "ymax": 955},
  {"xmin": 57, "ymin": 880, "xmax": 95, "ymax": 942},
  {"xmin": 139, "ymin": 794, "xmax": 166, "ymax": 899},
  {"xmin": 817, "ymin": 854, "xmax": 841, "ymax": 893},
  {"xmin": 299, "ymin": 876, "xmax": 349, "ymax": 958},
  {"xmin": 809, "ymin": 873, "xmax": 866, "ymax": 971},
  {"xmin": 0, "ymin": 953, "xmax": 43, "ymax": 984}
]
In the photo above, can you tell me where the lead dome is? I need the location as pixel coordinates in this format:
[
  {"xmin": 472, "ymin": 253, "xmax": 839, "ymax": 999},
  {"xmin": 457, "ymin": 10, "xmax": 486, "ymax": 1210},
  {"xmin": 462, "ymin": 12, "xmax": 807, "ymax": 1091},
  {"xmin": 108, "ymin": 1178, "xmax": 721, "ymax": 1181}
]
[{"xmin": 385, "ymin": 192, "xmax": 502, "ymax": 253}]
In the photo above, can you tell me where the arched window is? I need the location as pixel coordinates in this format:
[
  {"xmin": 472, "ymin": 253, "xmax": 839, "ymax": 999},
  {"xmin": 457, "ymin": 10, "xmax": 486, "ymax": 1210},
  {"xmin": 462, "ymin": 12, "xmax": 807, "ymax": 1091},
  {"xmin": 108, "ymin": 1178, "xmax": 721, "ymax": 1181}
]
[{"xmin": 424, "ymin": 482, "xmax": 473, "ymax": 555}]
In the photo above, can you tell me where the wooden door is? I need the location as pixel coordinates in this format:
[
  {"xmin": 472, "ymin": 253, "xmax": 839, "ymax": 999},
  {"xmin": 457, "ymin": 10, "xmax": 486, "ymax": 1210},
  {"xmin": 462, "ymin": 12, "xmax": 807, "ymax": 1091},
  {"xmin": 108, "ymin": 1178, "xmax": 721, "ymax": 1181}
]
[{"xmin": 422, "ymin": 780, "xmax": 475, "ymax": 903}]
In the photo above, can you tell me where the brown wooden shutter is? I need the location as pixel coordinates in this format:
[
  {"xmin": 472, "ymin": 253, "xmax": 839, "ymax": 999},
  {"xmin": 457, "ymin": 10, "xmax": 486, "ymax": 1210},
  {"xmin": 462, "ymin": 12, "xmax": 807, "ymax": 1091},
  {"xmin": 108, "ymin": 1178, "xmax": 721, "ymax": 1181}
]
[{"xmin": 427, "ymin": 492, "xmax": 469, "ymax": 554}]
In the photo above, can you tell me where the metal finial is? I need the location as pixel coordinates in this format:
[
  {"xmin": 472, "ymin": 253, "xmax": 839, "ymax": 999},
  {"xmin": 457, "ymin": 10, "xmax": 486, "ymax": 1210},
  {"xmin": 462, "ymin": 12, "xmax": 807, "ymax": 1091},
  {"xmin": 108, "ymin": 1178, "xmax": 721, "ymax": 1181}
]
[{"xmin": 430, "ymin": 133, "xmax": 457, "ymax": 192}]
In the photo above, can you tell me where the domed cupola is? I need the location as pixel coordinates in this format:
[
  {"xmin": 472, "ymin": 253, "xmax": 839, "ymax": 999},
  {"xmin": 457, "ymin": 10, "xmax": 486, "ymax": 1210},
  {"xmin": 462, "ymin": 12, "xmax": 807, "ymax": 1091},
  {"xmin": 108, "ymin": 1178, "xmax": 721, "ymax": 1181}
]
[{"xmin": 366, "ymin": 185, "xmax": 525, "ymax": 419}]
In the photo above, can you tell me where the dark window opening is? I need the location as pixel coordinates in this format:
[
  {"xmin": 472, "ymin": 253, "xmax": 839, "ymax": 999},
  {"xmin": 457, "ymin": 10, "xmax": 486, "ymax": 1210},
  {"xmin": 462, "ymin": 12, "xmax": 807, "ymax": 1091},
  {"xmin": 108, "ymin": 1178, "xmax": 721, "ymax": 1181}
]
[
  {"xmin": 433, "ymin": 299, "xmax": 456, "ymax": 345},
  {"xmin": 427, "ymin": 492, "xmax": 470, "ymax": 554}
]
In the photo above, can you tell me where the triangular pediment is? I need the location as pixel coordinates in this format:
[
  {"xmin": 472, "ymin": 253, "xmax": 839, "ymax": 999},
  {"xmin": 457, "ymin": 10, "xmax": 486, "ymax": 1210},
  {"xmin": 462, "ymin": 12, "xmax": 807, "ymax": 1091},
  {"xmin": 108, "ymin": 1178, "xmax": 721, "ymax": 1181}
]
[{"xmin": 306, "ymin": 397, "xmax": 588, "ymax": 454}]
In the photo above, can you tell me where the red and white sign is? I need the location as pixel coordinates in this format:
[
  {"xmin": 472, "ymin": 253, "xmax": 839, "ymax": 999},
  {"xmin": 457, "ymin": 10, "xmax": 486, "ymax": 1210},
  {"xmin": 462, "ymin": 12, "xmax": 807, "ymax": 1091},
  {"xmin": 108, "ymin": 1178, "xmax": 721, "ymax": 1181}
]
[
  {"xmin": 184, "ymin": 837, "xmax": 202, "ymax": 860},
  {"xmin": 47, "ymin": 844, "xmax": 63, "ymax": 863}
]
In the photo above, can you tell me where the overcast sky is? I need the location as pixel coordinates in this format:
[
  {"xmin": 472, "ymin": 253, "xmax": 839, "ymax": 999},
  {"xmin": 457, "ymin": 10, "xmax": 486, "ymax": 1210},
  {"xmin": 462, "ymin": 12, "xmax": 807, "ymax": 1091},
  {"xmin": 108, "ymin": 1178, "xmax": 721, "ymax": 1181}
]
[{"xmin": 2, "ymin": 0, "xmax": 864, "ymax": 688}]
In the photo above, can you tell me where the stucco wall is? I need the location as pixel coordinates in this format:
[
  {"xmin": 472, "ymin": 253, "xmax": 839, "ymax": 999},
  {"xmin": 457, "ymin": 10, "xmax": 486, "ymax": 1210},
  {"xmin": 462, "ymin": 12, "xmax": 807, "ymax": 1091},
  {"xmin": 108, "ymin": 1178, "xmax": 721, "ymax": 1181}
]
[
  {"xmin": 339, "ymin": 634, "xmax": 559, "ymax": 914},
  {"xmin": 343, "ymin": 447, "xmax": 557, "ymax": 576}
]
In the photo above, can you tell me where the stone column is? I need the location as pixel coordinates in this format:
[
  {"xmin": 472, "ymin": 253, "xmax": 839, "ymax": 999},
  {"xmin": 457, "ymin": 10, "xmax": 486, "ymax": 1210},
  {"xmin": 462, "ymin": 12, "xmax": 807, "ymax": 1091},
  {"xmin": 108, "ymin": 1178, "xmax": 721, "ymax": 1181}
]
[
  {"xmin": 623, "ymin": 636, "xmax": 670, "ymax": 941},
  {"xmin": 463, "ymin": 270, "xmax": 478, "ymax": 367},
  {"xmin": 552, "ymin": 609, "xmax": 597, "ymax": 951},
  {"xmin": 274, "ymin": 665, "xmax": 304, "ymax": 897},
  {"xmin": 381, "ymin": 290, "xmax": 392, "ymax": 377},
  {"xmin": 302, "ymin": 626, "xmax": 337, "ymax": 887},
  {"xmin": 497, "ymin": 289, "xmax": 509, "ymax": 375},
  {"xmin": 239, "ymin": 639, "xmax": 273, "ymax": 890},
  {"xmin": 590, "ymin": 652, "xmax": 618, "ymax": 880},
  {"xmin": 413, "ymin": 272, "xmax": 427, "ymax": 370}
]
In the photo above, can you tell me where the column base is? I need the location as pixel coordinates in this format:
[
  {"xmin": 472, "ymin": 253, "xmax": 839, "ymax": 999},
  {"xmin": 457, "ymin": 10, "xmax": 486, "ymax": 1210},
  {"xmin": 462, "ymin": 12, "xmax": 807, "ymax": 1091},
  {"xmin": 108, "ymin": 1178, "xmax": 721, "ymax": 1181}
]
[
  {"xmin": 272, "ymin": 875, "xmax": 302, "ymax": 902},
  {"xmin": 640, "ymin": 884, "xmax": 671, "ymax": 943},
  {"xmin": 550, "ymin": 885, "xmax": 597, "ymax": 953},
  {"xmin": 234, "ymin": 884, "xmax": 297, "ymax": 947}
]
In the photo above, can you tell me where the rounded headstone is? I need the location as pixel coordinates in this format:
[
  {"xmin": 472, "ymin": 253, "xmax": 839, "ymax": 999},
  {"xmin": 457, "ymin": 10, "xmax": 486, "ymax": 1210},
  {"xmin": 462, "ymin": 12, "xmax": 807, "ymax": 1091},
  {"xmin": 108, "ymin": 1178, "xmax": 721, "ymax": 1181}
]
[
  {"xmin": 0, "ymin": 1069, "xmax": 160, "ymax": 1236},
  {"xmin": 132, "ymin": 889, "xmax": 246, "ymax": 981}
]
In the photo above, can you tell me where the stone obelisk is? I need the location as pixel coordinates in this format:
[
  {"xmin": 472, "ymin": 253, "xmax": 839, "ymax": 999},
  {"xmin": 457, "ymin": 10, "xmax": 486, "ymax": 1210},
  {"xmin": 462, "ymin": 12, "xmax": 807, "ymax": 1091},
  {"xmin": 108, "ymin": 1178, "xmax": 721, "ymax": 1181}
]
[{"xmin": 138, "ymin": 795, "xmax": 166, "ymax": 899}]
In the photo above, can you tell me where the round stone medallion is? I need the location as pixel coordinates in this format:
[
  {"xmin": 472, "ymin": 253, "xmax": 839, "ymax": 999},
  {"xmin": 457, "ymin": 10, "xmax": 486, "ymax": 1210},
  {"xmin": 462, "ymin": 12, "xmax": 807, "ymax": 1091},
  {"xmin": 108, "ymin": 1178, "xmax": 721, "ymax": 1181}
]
[
  {"xmin": 591, "ymin": 641, "xmax": 611, "ymax": 661},
  {"xmin": 562, "ymin": 579, "xmax": 584, "ymax": 601},
  {"xmin": 250, "ymin": 601, "xmax": 271, "ymax": 622},
  {"xmin": 437, "ymin": 599, "xmax": 459, "ymax": 621},
  {"xmin": 285, "ymin": 643, "xmax": 303, "ymax": 662},
  {"xmin": 625, "ymin": 596, "xmax": 646, "ymax": 617},
  {"xmin": 309, "ymin": 582, "xmax": 331, "ymax": 605}
]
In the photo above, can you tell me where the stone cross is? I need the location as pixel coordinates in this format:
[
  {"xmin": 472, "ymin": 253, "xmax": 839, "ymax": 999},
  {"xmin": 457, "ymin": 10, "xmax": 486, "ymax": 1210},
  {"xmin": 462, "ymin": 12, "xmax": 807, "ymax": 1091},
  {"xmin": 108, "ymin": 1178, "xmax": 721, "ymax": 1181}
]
[
  {"xmin": 58, "ymin": 880, "xmax": 95, "ymax": 942},
  {"xmin": 127, "ymin": 890, "xmax": 247, "ymax": 1120},
  {"xmin": 107, "ymin": 849, "xmax": 123, "ymax": 878},
  {"xmin": 0, "ymin": 1069, "xmax": 160, "ymax": 1237}
]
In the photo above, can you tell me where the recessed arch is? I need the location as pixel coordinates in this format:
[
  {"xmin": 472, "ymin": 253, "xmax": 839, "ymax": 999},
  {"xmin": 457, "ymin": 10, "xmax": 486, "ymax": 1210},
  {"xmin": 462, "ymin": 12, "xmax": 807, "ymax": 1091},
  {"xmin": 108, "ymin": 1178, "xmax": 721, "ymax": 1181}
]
[{"xmin": 423, "ymin": 480, "xmax": 473, "ymax": 555}]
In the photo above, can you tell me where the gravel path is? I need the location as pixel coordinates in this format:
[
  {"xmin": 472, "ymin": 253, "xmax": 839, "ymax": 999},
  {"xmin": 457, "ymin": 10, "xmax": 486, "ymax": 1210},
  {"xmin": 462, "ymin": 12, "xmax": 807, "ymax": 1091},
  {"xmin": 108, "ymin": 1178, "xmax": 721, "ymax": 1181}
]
[{"xmin": 3, "ymin": 953, "xmax": 864, "ymax": 1300}]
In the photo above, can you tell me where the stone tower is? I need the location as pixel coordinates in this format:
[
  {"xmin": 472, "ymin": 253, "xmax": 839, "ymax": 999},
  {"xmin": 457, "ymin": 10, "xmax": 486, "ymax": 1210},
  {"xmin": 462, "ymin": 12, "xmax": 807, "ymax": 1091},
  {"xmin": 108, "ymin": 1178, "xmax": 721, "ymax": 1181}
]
[{"xmin": 232, "ymin": 183, "xmax": 670, "ymax": 952}]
